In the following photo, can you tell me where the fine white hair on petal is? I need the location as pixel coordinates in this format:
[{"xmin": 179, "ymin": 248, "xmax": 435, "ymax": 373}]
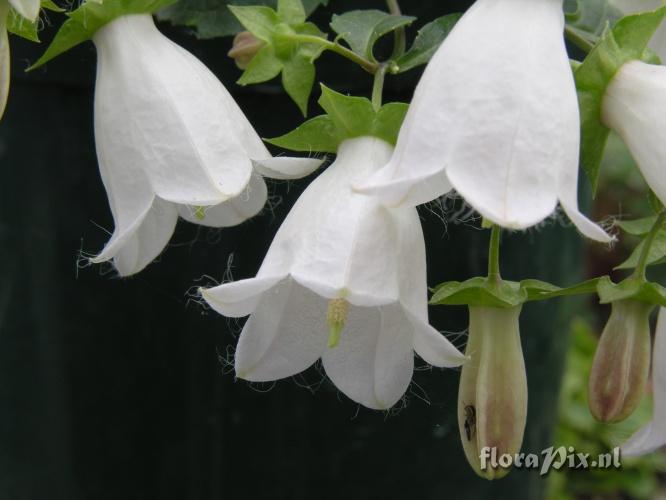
[
  {"xmin": 602, "ymin": 61, "xmax": 666, "ymax": 207},
  {"xmin": 622, "ymin": 307, "xmax": 666, "ymax": 456}
]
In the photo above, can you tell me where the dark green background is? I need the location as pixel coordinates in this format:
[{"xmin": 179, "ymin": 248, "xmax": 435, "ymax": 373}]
[{"xmin": 0, "ymin": 1, "xmax": 585, "ymax": 498}]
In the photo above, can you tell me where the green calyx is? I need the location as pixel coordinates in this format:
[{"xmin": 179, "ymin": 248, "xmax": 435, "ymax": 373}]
[
  {"xmin": 266, "ymin": 84, "xmax": 408, "ymax": 153},
  {"xmin": 576, "ymin": 6, "xmax": 666, "ymax": 194},
  {"xmin": 6, "ymin": 0, "xmax": 62, "ymax": 42},
  {"xmin": 596, "ymin": 276, "xmax": 666, "ymax": 308},
  {"xmin": 230, "ymin": 0, "xmax": 327, "ymax": 115},
  {"xmin": 29, "ymin": 0, "xmax": 176, "ymax": 70},
  {"xmin": 429, "ymin": 277, "xmax": 600, "ymax": 309}
]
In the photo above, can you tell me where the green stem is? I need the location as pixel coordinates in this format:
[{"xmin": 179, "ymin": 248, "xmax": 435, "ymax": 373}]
[
  {"xmin": 386, "ymin": 0, "xmax": 406, "ymax": 60},
  {"xmin": 372, "ymin": 64, "xmax": 387, "ymax": 111},
  {"xmin": 633, "ymin": 211, "xmax": 666, "ymax": 280},
  {"xmin": 287, "ymin": 34, "xmax": 379, "ymax": 74},
  {"xmin": 564, "ymin": 25, "xmax": 596, "ymax": 54},
  {"xmin": 488, "ymin": 224, "xmax": 502, "ymax": 283}
]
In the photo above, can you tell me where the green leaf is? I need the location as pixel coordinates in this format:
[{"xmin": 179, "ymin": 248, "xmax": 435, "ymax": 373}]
[
  {"xmin": 7, "ymin": 0, "xmax": 64, "ymax": 42},
  {"xmin": 158, "ymin": 0, "xmax": 327, "ymax": 39},
  {"xmin": 228, "ymin": 5, "xmax": 280, "ymax": 42},
  {"xmin": 237, "ymin": 45, "xmax": 283, "ymax": 85},
  {"xmin": 267, "ymin": 85, "xmax": 409, "ymax": 152},
  {"xmin": 277, "ymin": 0, "xmax": 305, "ymax": 24},
  {"xmin": 566, "ymin": 0, "xmax": 623, "ymax": 41},
  {"xmin": 575, "ymin": 6, "xmax": 666, "ymax": 193},
  {"xmin": 648, "ymin": 190, "xmax": 664, "ymax": 214},
  {"xmin": 282, "ymin": 54, "xmax": 315, "ymax": 115},
  {"xmin": 522, "ymin": 278, "xmax": 601, "ymax": 301},
  {"xmin": 597, "ymin": 276, "xmax": 666, "ymax": 307},
  {"xmin": 395, "ymin": 13, "xmax": 461, "ymax": 73},
  {"xmin": 30, "ymin": 0, "xmax": 176, "ymax": 69},
  {"xmin": 266, "ymin": 115, "xmax": 341, "ymax": 153},
  {"xmin": 330, "ymin": 9, "xmax": 415, "ymax": 60},
  {"xmin": 430, "ymin": 277, "xmax": 526, "ymax": 308},
  {"xmin": 616, "ymin": 226, "xmax": 666, "ymax": 270},
  {"xmin": 1, "ymin": 6, "xmax": 9, "ymax": 120},
  {"xmin": 372, "ymin": 102, "xmax": 409, "ymax": 146},
  {"xmin": 318, "ymin": 85, "xmax": 375, "ymax": 137},
  {"xmin": 615, "ymin": 216, "xmax": 658, "ymax": 236},
  {"xmin": 7, "ymin": 8, "xmax": 38, "ymax": 42}
]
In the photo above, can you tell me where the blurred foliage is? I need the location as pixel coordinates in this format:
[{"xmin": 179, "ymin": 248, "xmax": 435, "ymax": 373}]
[{"xmin": 547, "ymin": 318, "xmax": 666, "ymax": 500}]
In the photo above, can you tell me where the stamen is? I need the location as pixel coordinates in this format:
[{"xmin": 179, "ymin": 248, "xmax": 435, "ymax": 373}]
[{"xmin": 327, "ymin": 299, "xmax": 349, "ymax": 348}]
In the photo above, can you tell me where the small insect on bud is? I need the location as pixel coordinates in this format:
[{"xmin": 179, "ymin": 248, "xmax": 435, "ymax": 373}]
[
  {"xmin": 327, "ymin": 298, "xmax": 349, "ymax": 348},
  {"xmin": 588, "ymin": 299, "xmax": 654, "ymax": 423},
  {"xmin": 458, "ymin": 305, "xmax": 527, "ymax": 480},
  {"xmin": 228, "ymin": 31, "xmax": 265, "ymax": 70}
]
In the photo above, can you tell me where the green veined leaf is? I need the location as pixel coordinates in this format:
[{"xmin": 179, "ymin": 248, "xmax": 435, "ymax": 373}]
[
  {"xmin": 395, "ymin": 13, "xmax": 461, "ymax": 73},
  {"xmin": 330, "ymin": 9, "xmax": 414, "ymax": 61},
  {"xmin": 615, "ymin": 216, "xmax": 658, "ymax": 236},
  {"xmin": 616, "ymin": 226, "xmax": 666, "ymax": 270}
]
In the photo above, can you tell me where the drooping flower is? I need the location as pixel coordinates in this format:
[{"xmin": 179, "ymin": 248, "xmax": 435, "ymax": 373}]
[
  {"xmin": 458, "ymin": 305, "xmax": 527, "ymax": 480},
  {"xmin": 588, "ymin": 299, "xmax": 653, "ymax": 423},
  {"xmin": 356, "ymin": 0, "xmax": 611, "ymax": 243},
  {"xmin": 90, "ymin": 14, "xmax": 320, "ymax": 275},
  {"xmin": 622, "ymin": 307, "xmax": 666, "ymax": 456},
  {"xmin": 201, "ymin": 136, "xmax": 466, "ymax": 410},
  {"xmin": 602, "ymin": 60, "xmax": 666, "ymax": 205}
]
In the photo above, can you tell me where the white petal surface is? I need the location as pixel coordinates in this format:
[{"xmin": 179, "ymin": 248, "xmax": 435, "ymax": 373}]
[
  {"xmin": 409, "ymin": 312, "xmax": 467, "ymax": 368},
  {"xmin": 322, "ymin": 304, "xmax": 414, "ymax": 410},
  {"xmin": 112, "ymin": 197, "xmax": 179, "ymax": 276},
  {"xmin": 603, "ymin": 61, "xmax": 666, "ymax": 206},
  {"xmin": 253, "ymin": 137, "xmax": 403, "ymax": 305},
  {"xmin": 253, "ymin": 157, "xmax": 324, "ymax": 180},
  {"xmin": 178, "ymin": 173, "xmax": 268, "ymax": 228},
  {"xmin": 8, "ymin": 0, "xmax": 39, "ymax": 21},
  {"xmin": 92, "ymin": 14, "xmax": 254, "ymax": 206},
  {"xmin": 201, "ymin": 275, "xmax": 287, "ymax": 318},
  {"xmin": 622, "ymin": 308, "xmax": 666, "ymax": 456},
  {"xmin": 235, "ymin": 279, "xmax": 328, "ymax": 381}
]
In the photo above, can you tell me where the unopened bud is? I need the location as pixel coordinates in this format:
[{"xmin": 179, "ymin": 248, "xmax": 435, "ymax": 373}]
[
  {"xmin": 228, "ymin": 31, "xmax": 264, "ymax": 70},
  {"xmin": 588, "ymin": 299, "xmax": 653, "ymax": 423},
  {"xmin": 327, "ymin": 299, "xmax": 349, "ymax": 348},
  {"xmin": 458, "ymin": 305, "xmax": 527, "ymax": 480}
]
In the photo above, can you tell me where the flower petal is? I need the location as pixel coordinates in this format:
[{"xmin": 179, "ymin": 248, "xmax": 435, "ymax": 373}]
[
  {"xmin": 603, "ymin": 61, "xmax": 666, "ymax": 207},
  {"xmin": 112, "ymin": 197, "xmax": 179, "ymax": 276},
  {"xmin": 354, "ymin": 168, "xmax": 452, "ymax": 209},
  {"xmin": 322, "ymin": 304, "xmax": 414, "ymax": 410},
  {"xmin": 622, "ymin": 307, "xmax": 666, "ymax": 456},
  {"xmin": 234, "ymin": 279, "xmax": 328, "ymax": 381},
  {"xmin": 409, "ymin": 312, "xmax": 467, "ymax": 367},
  {"xmin": 178, "ymin": 173, "xmax": 267, "ymax": 228},
  {"xmin": 93, "ymin": 15, "xmax": 254, "ymax": 206},
  {"xmin": 253, "ymin": 156, "xmax": 324, "ymax": 180},
  {"xmin": 201, "ymin": 275, "xmax": 287, "ymax": 318},
  {"xmin": 8, "ymin": 0, "xmax": 39, "ymax": 21}
]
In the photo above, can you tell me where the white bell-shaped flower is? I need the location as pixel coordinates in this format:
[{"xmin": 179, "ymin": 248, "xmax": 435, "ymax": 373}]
[
  {"xmin": 356, "ymin": 0, "xmax": 610, "ymax": 243},
  {"xmin": 201, "ymin": 136, "xmax": 466, "ymax": 410},
  {"xmin": 90, "ymin": 14, "xmax": 320, "ymax": 276},
  {"xmin": 622, "ymin": 307, "xmax": 666, "ymax": 456},
  {"xmin": 602, "ymin": 60, "xmax": 666, "ymax": 205}
]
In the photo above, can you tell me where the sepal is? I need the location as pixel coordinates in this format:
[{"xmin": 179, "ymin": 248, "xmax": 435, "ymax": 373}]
[{"xmin": 29, "ymin": 0, "xmax": 176, "ymax": 69}]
